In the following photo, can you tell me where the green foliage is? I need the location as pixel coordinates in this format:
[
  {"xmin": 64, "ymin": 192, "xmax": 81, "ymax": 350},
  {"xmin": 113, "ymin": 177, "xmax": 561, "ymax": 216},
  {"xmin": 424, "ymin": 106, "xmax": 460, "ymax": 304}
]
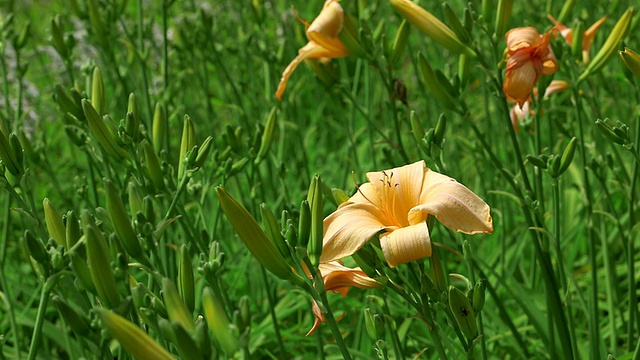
[{"xmin": 0, "ymin": 0, "xmax": 639, "ymax": 359}]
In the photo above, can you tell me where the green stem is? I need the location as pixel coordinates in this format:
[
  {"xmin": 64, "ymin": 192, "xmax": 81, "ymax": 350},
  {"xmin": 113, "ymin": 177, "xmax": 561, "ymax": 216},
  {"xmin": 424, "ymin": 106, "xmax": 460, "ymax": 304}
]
[
  {"xmin": 27, "ymin": 276, "xmax": 57, "ymax": 360},
  {"xmin": 0, "ymin": 194, "xmax": 21, "ymax": 358},
  {"xmin": 628, "ymin": 92, "xmax": 640, "ymax": 346},
  {"xmin": 573, "ymin": 88, "xmax": 600, "ymax": 360}
]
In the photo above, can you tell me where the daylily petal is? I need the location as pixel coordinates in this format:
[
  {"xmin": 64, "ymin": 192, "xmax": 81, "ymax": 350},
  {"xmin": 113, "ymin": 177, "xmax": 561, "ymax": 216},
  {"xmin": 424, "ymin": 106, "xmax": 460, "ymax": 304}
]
[
  {"xmin": 321, "ymin": 202, "xmax": 391, "ymax": 262},
  {"xmin": 506, "ymin": 27, "xmax": 541, "ymax": 51},
  {"xmin": 543, "ymin": 80, "xmax": 569, "ymax": 97},
  {"xmin": 276, "ymin": 41, "xmax": 336, "ymax": 101},
  {"xmin": 319, "ymin": 261, "xmax": 380, "ymax": 296},
  {"xmin": 504, "ymin": 60, "xmax": 539, "ymax": 105},
  {"xmin": 409, "ymin": 169, "xmax": 493, "ymax": 234},
  {"xmin": 365, "ymin": 161, "xmax": 425, "ymax": 227},
  {"xmin": 380, "ymin": 222, "xmax": 431, "ymax": 267},
  {"xmin": 547, "ymin": 15, "xmax": 573, "ymax": 44},
  {"xmin": 307, "ymin": 0, "xmax": 346, "ymax": 53},
  {"xmin": 583, "ymin": 16, "xmax": 607, "ymax": 52}
]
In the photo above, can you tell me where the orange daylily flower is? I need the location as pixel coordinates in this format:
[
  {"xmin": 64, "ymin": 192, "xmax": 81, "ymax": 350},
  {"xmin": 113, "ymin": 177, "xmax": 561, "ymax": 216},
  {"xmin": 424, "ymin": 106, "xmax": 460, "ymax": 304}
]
[
  {"xmin": 275, "ymin": 0, "xmax": 350, "ymax": 101},
  {"xmin": 307, "ymin": 261, "xmax": 380, "ymax": 335},
  {"xmin": 548, "ymin": 14, "xmax": 607, "ymax": 63},
  {"xmin": 321, "ymin": 160, "xmax": 493, "ymax": 268},
  {"xmin": 503, "ymin": 27, "xmax": 558, "ymax": 106},
  {"xmin": 510, "ymin": 80, "xmax": 570, "ymax": 132}
]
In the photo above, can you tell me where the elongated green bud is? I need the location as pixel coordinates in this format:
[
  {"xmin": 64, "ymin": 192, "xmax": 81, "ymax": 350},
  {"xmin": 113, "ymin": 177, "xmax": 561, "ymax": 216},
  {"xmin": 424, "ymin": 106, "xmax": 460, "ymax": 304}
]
[
  {"xmin": 620, "ymin": 47, "xmax": 640, "ymax": 80},
  {"xmin": 85, "ymin": 222, "xmax": 120, "ymax": 308},
  {"xmin": 152, "ymin": 102, "xmax": 167, "ymax": 154},
  {"xmin": 140, "ymin": 139, "xmax": 165, "ymax": 191},
  {"xmin": 255, "ymin": 107, "xmax": 278, "ymax": 165},
  {"xmin": 389, "ymin": 0, "xmax": 475, "ymax": 57},
  {"xmin": 429, "ymin": 248, "xmax": 447, "ymax": 293},
  {"xmin": 51, "ymin": 16, "xmax": 67, "ymax": 58},
  {"xmin": 43, "ymin": 198, "xmax": 66, "ymax": 247},
  {"xmin": 390, "ymin": 20, "xmax": 410, "ymax": 66},
  {"xmin": 307, "ymin": 175, "xmax": 323, "ymax": 268},
  {"xmin": 91, "ymin": 66, "xmax": 105, "ymax": 116},
  {"xmin": 260, "ymin": 203, "xmax": 291, "ymax": 262},
  {"xmin": 442, "ymin": 3, "xmax": 471, "ymax": 44},
  {"xmin": 202, "ymin": 287, "xmax": 238, "ymax": 355},
  {"xmin": 571, "ymin": 22, "xmax": 584, "ymax": 60},
  {"xmin": 172, "ymin": 322, "xmax": 203, "ymax": 360},
  {"xmin": 557, "ymin": 0, "xmax": 575, "ymax": 23},
  {"xmin": 54, "ymin": 85, "xmax": 84, "ymax": 121},
  {"xmin": 297, "ymin": 200, "xmax": 311, "ymax": 248},
  {"xmin": 331, "ymin": 188, "xmax": 350, "ymax": 205},
  {"xmin": 105, "ymin": 179, "xmax": 141, "ymax": 258},
  {"xmin": 364, "ymin": 308, "xmax": 377, "ymax": 340},
  {"xmin": 557, "ymin": 137, "xmax": 577, "ymax": 176},
  {"xmin": 65, "ymin": 210, "xmax": 80, "ymax": 248},
  {"xmin": 194, "ymin": 136, "xmax": 213, "ymax": 169},
  {"xmin": 162, "ymin": 277, "xmax": 194, "ymax": 332},
  {"xmin": 82, "ymin": 99, "xmax": 130, "ymax": 162},
  {"xmin": 216, "ymin": 186, "xmax": 299, "ymax": 282},
  {"xmin": 9, "ymin": 133, "xmax": 24, "ymax": 173},
  {"xmin": 194, "ymin": 321, "xmax": 212, "ymax": 358},
  {"xmin": 178, "ymin": 244, "xmax": 195, "ymax": 312},
  {"xmin": 52, "ymin": 296, "xmax": 90, "ymax": 334},
  {"xmin": 127, "ymin": 182, "xmax": 143, "ymax": 219},
  {"xmin": 418, "ymin": 52, "xmax": 459, "ymax": 111},
  {"xmin": 579, "ymin": 8, "xmax": 633, "ymax": 83},
  {"xmin": 472, "ymin": 280, "xmax": 486, "ymax": 313},
  {"xmin": 98, "ymin": 309, "xmax": 174, "ymax": 360},
  {"xmin": 127, "ymin": 93, "xmax": 140, "ymax": 136},
  {"xmin": 178, "ymin": 115, "xmax": 196, "ymax": 181},
  {"xmin": 0, "ymin": 130, "xmax": 21, "ymax": 176},
  {"xmin": 25, "ymin": 230, "xmax": 48, "ymax": 265},
  {"xmin": 595, "ymin": 118, "xmax": 630, "ymax": 145},
  {"xmin": 494, "ymin": 0, "xmax": 513, "ymax": 38},
  {"xmin": 69, "ymin": 250, "xmax": 95, "ymax": 292},
  {"xmin": 449, "ymin": 285, "xmax": 478, "ymax": 340}
]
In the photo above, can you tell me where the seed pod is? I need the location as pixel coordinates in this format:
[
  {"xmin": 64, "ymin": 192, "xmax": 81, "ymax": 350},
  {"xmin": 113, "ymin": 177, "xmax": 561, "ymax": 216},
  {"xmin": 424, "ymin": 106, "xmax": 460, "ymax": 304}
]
[{"xmin": 98, "ymin": 309, "xmax": 174, "ymax": 360}]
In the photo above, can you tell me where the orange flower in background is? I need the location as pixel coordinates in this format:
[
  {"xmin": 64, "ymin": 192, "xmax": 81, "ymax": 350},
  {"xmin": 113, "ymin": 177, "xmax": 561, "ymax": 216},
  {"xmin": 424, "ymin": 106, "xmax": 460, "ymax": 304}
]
[
  {"xmin": 503, "ymin": 27, "xmax": 558, "ymax": 106},
  {"xmin": 307, "ymin": 261, "xmax": 380, "ymax": 335},
  {"xmin": 548, "ymin": 14, "xmax": 607, "ymax": 63},
  {"xmin": 275, "ymin": 0, "xmax": 350, "ymax": 101},
  {"xmin": 510, "ymin": 80, "xmax": 570, "ymax": 132},
  {"xmin": 321, "ymin": 161, "xmax": 493, "ymax": 268}
]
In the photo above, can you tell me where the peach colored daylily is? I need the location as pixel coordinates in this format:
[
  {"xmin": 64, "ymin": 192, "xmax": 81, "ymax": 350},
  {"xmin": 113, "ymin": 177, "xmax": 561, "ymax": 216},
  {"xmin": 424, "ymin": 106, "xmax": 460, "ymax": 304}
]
[
  {"xmin": 307, "ymin": 261, "xmax": 379, "ymax": 335},
  {"xmin": 275, "ymin": 0, "xmax": 350, "ymax": 101},
  {"xmin": 548, "ymin": 14, "xmax": 607, "ymax": 63},
  {"xmin": 503, "ymin": 27, "xmax": 558, "ymax": 106},
  {"xmin": 510, "ymin": 80, "xmax": 570, "ymax": 132},
  {"xmin": 321, "ymin": 161, "xmax": 493, "ymax": 268}
]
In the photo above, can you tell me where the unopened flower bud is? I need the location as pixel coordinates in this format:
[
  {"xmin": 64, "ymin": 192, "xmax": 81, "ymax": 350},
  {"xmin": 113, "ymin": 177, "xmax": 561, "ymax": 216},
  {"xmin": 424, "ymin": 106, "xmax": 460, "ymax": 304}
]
[
  {"xmin": 255, "ymin": 107, "xmax": 278, "ymax": 165},
  {"xmin": 162, "ymin": 277, "xmax": 194, "ymax": 332},
  {"xmin": 85, "ymin": 222, "xmax": 120, "ymax": 308},
  {"xmin": 620, "ymin": 47, "xmax": 640, "ymax": 80},
  {"xmin": 448, "ymin": 285, "xmax": 478, "ymax": 340},
  {"xmin": 91, "ymin": 66, "xmax": 105, "ymax": 116},
  {"xmin": 178, "ymin": 244, "xmax": 195, "ymax": 312},
  {"xmin": 202, "ymin": 286, "xmax": 239, "ymax": 355},
  {"xmin": 178, "ymin": 115, "xmax": 196, "ymax": 181},
  {"xmin": 307, "ymin": 175, "xmax": 323, "ymax": 268},
  {"xmin": 43, "ymin": 198, "xmax": 66, "ymax": 247}
]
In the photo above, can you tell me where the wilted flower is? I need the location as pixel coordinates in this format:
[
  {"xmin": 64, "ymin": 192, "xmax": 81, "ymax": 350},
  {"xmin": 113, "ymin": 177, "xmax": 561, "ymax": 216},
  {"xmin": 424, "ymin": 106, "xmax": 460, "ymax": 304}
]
[
  {"xmin": 510, "ymin": 80, "xmax": 569, "ymax": 132},
  {"xmin": 275, "ymin": 0, "xmax": 349, "ymax": 101},
  {"xmin": 548, "ymin": 14, "xmax": 607, "ymax": 63},
  {"xmin": 321, "ymin": 161, "xmax": 493, "ymax": 268},
  {"xmin": 307, "ymin": 260, "xmax": 380, "ymax": 335},
  {"xmin": 503, "ymin": 27, "xmax": 558, "ymax": 106}
]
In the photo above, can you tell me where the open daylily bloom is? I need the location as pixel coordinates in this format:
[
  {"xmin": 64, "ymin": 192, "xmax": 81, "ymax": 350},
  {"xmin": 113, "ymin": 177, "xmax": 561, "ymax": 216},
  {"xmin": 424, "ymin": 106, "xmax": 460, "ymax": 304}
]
[
  {"xmin": 275, "ymin": 0, "xmax": 350, "ymax": 101},
  {"xmin": 510, "ymin": 80, "xmax": 569, "ymax": 132},
  {"xmin": 503, "ymin": 27, "xmax": 558, "ymax": 106},
  {"xmin": 307, "ymin": 261, "xmax": 380, "ymax": 335},
  {"xmin": 548, "ymin": 14, "xmax": 607, "ymax": 63},
  {"xmin": 321, "ymin": 161, "xmax": 493, "ymax": 268}
]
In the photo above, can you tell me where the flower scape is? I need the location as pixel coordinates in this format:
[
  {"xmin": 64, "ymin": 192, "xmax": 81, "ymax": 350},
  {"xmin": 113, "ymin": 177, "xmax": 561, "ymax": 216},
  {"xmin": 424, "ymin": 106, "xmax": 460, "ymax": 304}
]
[{"xmin": 2, "ymin": 0, "xmax": 639, "ymax": 359}]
